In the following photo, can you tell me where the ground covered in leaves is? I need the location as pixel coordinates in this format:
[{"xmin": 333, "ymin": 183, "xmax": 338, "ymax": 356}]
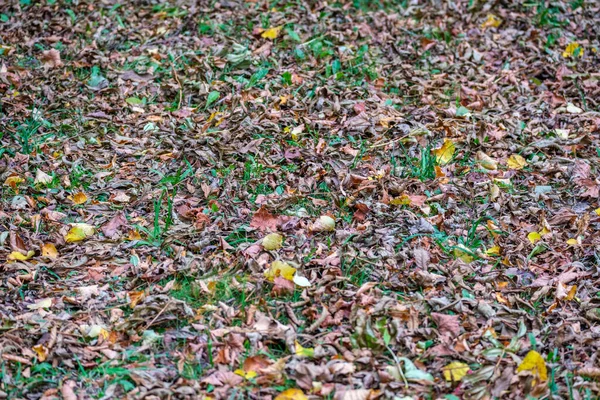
[{"xmin": 1, "ymin": 0, "xmax": 600, "ymax": 399}]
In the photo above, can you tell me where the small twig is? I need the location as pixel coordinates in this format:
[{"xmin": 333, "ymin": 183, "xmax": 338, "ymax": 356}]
[
  {"xmin": 306, "ymin": 305, "xmax": 330, "ymax": 333},
  {"xmin": 144, "ymin": 300, "xmax": 171, "ymax": 330},
  {"xmin": 385, "ymin": 344, "xmax": 408, "ymax": 388},
  {"xmin": 171, "ymin": 64, "xmax": 183, "ymax": 110}
]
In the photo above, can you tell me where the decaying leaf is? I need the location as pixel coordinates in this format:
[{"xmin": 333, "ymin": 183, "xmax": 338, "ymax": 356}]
[
  {"xmin": 517, "ymin": 350, "xmax": 548, "ymax": 383},
  {"xmin": 433, "ymin": 139, "xmax": 455, "ymax": 165},
  {"xmin": 65, "ymin": 223, "xmax": 95, "ymax": 242}
]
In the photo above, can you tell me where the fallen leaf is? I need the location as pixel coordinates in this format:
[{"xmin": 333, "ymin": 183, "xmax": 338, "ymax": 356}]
[
  {"xmin": 101, "ymin": 212, "xmax": 127, "ymax": 238},
  {"xmin": 264, "ymin": 260, "xmax": 296, "ymax": 282},
  {"xmin": 517, "ymin": 350, "xmax": 547, "ymax": 383},
  {"xmin": 274, "ymin": 388, "xmax": 308, "ymax": 400},
  {"xmin": 262, "ymin": 233, "xmax": 283, "ymax": 250},
  {"xmin": 65, "ymin": 223, "xmax": 95, "ymax": 243},
  {"xmin": 293, "ymin": 275, "xmax": 311, "ymax": 287},
  {"xmin": 250, "ymin": 207, "xmax": 280, "ymax": 231},
  {"xmin": 311, "ymin": 215, "xmax": 335, "ymax": 232},
  {"xmin": 128, "ymin": 290, "xmax": 145, "ymax": 308},
  {"xmin": 41, "ymin": 243, "xmax": 59, "ymax": 259},
  {"xmin": 40, "ymin": 49, "xmax": 63, "ymax": 69},
  {"xmin": 262, "ymin": 26, "xmax": 282, "ymax": 40},
  {"xmin": 68, "ymin": 192, "xmax": 88, "ymax": 205},
  {"xmin": 433, "ymin": 139, "xmax": 455, "ymax": 165},
  {"xmin": 4, "ymin": 175, "xmax": 24, "ymax": 189},
  {"xmin": 481, "ymin": 14, "xmax": 502, "ymax": 29},
  {"xmin": 443, "ymin": 361, "xmax": 470, "ymax": 382},
  {"xmin": 477, "ymin": 151, "xmax": 498, "ymax": 170},
  {"xmin": 528, "ymin": 232, "xmax": 541, "ymax": 244},
  {"xmin": 507, "ymin": 154, "xmax": 527, "ymax": 170},
  {"xmin": 563, "ymin": 42, "xmax": 584, "ymax": 58},
  {"xmin": 8, "ymin": 250, "xmax": 34, "ymax": 261},
  {"xmin": 28, "ymin": 298, "xmax": 53, "ymax": 310},
  {"xmin": 295, "ymin": 341, "xmax": 314, "ymax": 358},
  {"xmin": 32, "ymin": 344, "xmax": 48, "ymax": 362},
  {"xmin": 431, "ymin": 312, "xmax": 460, "ymax": 337},
  {"xmin": 234, "ymin": 368, "xmax": 258, "ymax": 380},
  {"xmin": 34, "ymin": 169, "xmax": 53, "ymax": 185}
]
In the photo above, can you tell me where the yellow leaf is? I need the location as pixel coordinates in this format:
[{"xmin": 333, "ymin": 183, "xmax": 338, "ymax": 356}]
[
  {"xmin": 274, "ymin": 388, "xmax": 308, "ymax": 400},
  {"xmin": 566, "ymin": 238, "xmax": 578, "ymax": 245},
  {"xmin": 477, "ymin": 151, "xmax": 498, "ymax": 170},
  {"xmin": 264, "ymin": 260, "xmax": 296, "ymax": 282},
  {"xmin": 65, "ymin": 223, "xmax": 95, "ymax": 243},
  {"xmin": 517, "ymin": 350, "xmax": 548, "ymax": 383},
  {"xmin": 507, "ymin": 154, "xmax": 527, "ymax": 170},
  {"xmin": 295, "ymin": 341, "xmax": 315, "ymax": 358},
  {"xmin": 390, "ymin": 194, "xmax": 411, "ymax": 206},
  {"xmin": 32, "ymin": 344, "xmax": 48, "ymax": 362},
  {"xmin": 41, "ymin": 243, "xmax": 59, "ymax": 259},
  {"xmin": 68, "ymin": 192, "xmax": 88, "ymax": 205},
  {"xmin": 453, "ymin": 245, "xmax": 474, "ymax": 263},
  {"xmin": 481, "ymin": 14, "xmax": 502, "ymax": 29},
  {"xmin": 432, "ymin": 139, "xmax": 455, "ymax": 165},
  {"xmin": 128, "ymin": 290, "xmax": 145, "ymax": 308},
  {"xmin": 443, "ymin": 361, "xmax": 470, "ymax": 382},
  {"xmin": 8, "ymin": 250, "xmax": 35, "ymax": 261},
  {"xmin": 566, "ymin": 285, "xmax": 577, "ymax": 301},
  {"xmin": 527, "ymin": 232, "xmax": 541, "ymax": 244},
  {"xmin": 485, "ymin": 246, "xmax": 500, "ymax": 256},
  {"xmin": 234, "ymin": 369, "xmax": 258, "ymax": 380},
  {"xmin": 4, "ymin": 175, "xmax": 24, "ymax": 188},
  {"xmin": 263, "ymin": 233, "xmax": 283, "ymax": 250},
  {"xmin": 261, "ymin": 26, "xmax": 282, "ymax": 40},
  {"xmin": 595, "ymin": 208, "xmax": 600, "ymax": 216},
  {"xmin": 563, "ymin": 42, "xmax": 584, "ymax": 58}
]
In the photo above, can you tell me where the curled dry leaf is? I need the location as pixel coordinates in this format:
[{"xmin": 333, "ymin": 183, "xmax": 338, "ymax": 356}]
[{"xmin": 311, "ymin": 215, "xmax": 335, "ymax": 232}]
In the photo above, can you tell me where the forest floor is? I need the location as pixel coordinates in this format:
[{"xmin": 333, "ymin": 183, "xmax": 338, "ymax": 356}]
[{"xmin": 1, "ymin": 1, "xmax": 600, "ymax": 399}]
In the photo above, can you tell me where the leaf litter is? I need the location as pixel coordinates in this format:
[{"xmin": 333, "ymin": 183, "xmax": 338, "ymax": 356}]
[{"xmin": 0, "ymin": 0, "xmax": 599, "ymax": 399}]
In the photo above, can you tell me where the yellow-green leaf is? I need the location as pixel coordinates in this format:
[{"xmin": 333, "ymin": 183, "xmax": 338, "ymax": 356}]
[
  {"xmin": 566, "ymin": 238, "xmax": 578, "ymax": 246},
  {"xmin": 476, "ymin": 151, "xmax": 498, "ymax": 170},
  {"xmin": 234, "ymin": 369, "xmax": 258, "ymax": 380},
  {"xmin": 563, "ymin": 42, "xmax": 584, "ymax": 58},
  {"xmin": 442, "ymin": 361, "xmax": 470, "ymax": 382},
  {"xmin": 8, "ymin": 250, "xmax": 35, "ymax": 261},
  {"xmin": 264, "ymin": 260, "xmax": 296, "ymax": 282},
  {"xmin": 517, "ymin": 350, "xmax": 548, "ymax": 382},
  {"xmin": 65, "ymin": 223, "xmax": 95, "ymax": 243},
  {"xmin": 4, "ymin": 175, "xmax": 24, "ymax": 188},
  {"xmin": 274, "ymin": 388, "xmax": 308, "ymax": 400},
  {"xmin": 481, "ymin": 14, "xmax": 502, "ymax": 29},
  {"xmin": 507, "ymin": 154, "xmax": 527, "ymax": 170},
  {"xmin": 527, "ymin": 232, "xmax": 541, "ymax": 244},
  {"xmin": 433, "ymin": 139, "xmax": 455, "ymax": 165},
  {"xmin": 295, "ymin": 341, "xmax": 314, "ymax": 358},
  {"xmin": 262, "ymin": 233, "xmax": 283, "ymax": 250},
  {"xmin": 261, "ymin": 26, "xmax": 282, "ymax": 40},
  {"xmin": 68, "ymin": 192, "xmax": 88, "ymax": 205},
  {"xmin": 28, "ymin": 298, "xmax": 53, "ymax": 310},
  {"xmin": 485, "ymin": 246, "xmax": 500, "ymax": 256}
]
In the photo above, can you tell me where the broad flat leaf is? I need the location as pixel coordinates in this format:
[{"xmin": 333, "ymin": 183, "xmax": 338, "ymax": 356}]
[
  {"xmin": 433, "ymin": 139, "xmax": 455, "ymax": 165},
  {"xmin": 35, "ymin": 169, "xmax": 53, "ymax": 185},
  {"xmin": 456, "ymin": 106, "xmax": 471, "ymax": 117},
  {"xmin": 264, "ymin": 260, "xmax": 296, "ymax": 282},
  {"xmin": 32, "ymin": 344, "xmax": 48, "ymax": 362},
  {"xmin": 311, "ymin": 215, "xmax": 335, "ymax": 232},
  {"xmin": 476, "ymin": 151, "xmax": 497, "ymax": 170},
  {"xmin": 274, "ymin": 388, "xmax": 308, "ymax": 400},
  {"xmin": 295, "ymin": 341, "xmax": 314, "ymax": 358},
  {"xmin": 125, "ymin": 97, "xmax": 144, "ymax": 105},
  {"xmin": 8, "ymin": 250, "xmax": 34, "ymax": 261},
  {"xmin": 566, "ymin": 238, "xmax": 578, "ymax": 245},
  {"xmin": 293, "ymin": 275, "xmax": 311, "ymax": 287},
  {"xmin": 206, "ymin": 91, "xmax": 220, "ymax": 108},
  {"xmin": 443, "ymin": 361, "xmax": 470, "ymax": 382},
  {"xmin": 65, "ymin": 223, "xmax": 95, "ymax": 243},
  {"xmin": 234, "ymin": 369, "xmax": 257, "ymax": 380},
  {"xmin": 68, "ymin": 192, "xmax": 88, "ymax": 205},
  {"xmin": 527, "ymin": 232, "xmax": 541, "ymax": 244},
  {"xmin": 262, "ymin": 233, "xmax": 283, "ymax": 250},
  {"xmin": 563, "ymin": 42, "xmax": 583, "ymax": 58},
  {"xmin": 28, "ymin": 298, "xmax": 53, "ymax": 310},
  {"xmin": 481, "ymin": 14, "xmax": 502, "ymax": 29},
  {"xmin": 398, "ymin": 357, "xmax": 434, "ymax": 382},
  {"xmin": 485, "ymin": 246, "xmax": 500, "ymax": 256},
  {"xmin": 261, "ymin": 26, "xmax": 282, "ymax": 40},
  {"xmin": 4, "ymin": 175, "xmax": 24, "ymax": 188},
  {"xmin": 41, "ymin": 243, "xmax": 59, "ymax": 259},
  {"xmin": 517, "ymin": 350, "xmax": 547, "ymax": 382},
  {"xmin": 507, "ymin": 154, "xmax": 527, "ymax": 170}
]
